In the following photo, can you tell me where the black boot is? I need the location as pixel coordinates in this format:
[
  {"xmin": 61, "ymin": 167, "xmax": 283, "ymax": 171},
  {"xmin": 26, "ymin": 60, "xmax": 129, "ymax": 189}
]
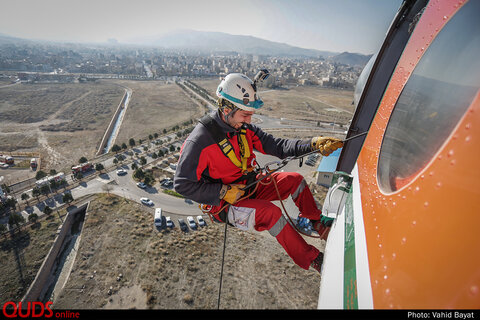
[{"xmin": 310, "ymin": 252, "xmax": 324, "ymax": 274}]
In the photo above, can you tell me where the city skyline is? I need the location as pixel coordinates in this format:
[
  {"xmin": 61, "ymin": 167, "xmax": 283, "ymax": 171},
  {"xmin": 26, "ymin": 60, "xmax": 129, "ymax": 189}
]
[{"xmin": 0, "ymin": 0, "xmax": 403, "ymax": 55}]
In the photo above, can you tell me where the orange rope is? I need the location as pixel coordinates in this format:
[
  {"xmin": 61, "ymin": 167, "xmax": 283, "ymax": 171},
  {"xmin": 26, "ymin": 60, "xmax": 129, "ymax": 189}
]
[
  {"xmin": 202, "ymin": 173, "xmax": 322, "ymax": 238},
  {"xmin": 258, "ymin": 174, "xmax": 322, "ymax": 239}
]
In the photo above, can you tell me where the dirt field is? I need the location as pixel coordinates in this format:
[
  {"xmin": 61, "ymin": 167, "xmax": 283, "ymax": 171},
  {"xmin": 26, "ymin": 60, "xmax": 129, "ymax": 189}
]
[
  {"xmin": 0, "ymin": 80, "xmax": 203, "ymax": 177},
  {"xmin": 108, "ymin": 80, "xmax": 207, "ymax": 145},
  {"xmin": 0, "ymin": 82, "xmax": 124, "ymax": 172},
  {"xmin": 193, "ymin": 78, "xmax": 355, "ymax": 125},
  {"xmin": 0, "ymin": 215, "xmax": 62, "ymax": 303},
  {"xmin": 52, "ymin": 194, "xmax": 325, "ymax": 309}
]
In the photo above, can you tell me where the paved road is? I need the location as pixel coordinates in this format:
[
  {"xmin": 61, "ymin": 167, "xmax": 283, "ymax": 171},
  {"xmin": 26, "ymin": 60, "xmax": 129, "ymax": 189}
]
[{"xmin": 10, "ymin": 147, "xmax": 320, "ymax": 229}]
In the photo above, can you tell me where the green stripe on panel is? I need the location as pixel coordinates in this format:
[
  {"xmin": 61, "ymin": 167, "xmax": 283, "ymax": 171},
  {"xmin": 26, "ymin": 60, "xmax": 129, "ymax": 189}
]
[{"xmin": 344, "ymin": 187, "xmax": 358, "ymax": 309}]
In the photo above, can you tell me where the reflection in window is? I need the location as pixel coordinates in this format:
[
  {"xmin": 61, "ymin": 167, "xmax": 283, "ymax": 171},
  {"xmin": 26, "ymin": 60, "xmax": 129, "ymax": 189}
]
[{"xmin": 377, "ymin": 0, "xmax": 480, "ymax": 193}]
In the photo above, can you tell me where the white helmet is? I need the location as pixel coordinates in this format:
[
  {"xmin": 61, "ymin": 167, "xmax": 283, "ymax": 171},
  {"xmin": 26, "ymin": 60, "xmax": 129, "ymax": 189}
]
[{"xmin": 216, "ymin": 73, "xmax": 264, "ymax": 112}]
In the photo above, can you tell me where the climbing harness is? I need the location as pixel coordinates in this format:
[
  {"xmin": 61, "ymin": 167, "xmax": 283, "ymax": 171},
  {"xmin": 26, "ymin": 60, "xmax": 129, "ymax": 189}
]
[{"xmin": 199, "ymin": 114, "xmax": 252, "ymax": 173}]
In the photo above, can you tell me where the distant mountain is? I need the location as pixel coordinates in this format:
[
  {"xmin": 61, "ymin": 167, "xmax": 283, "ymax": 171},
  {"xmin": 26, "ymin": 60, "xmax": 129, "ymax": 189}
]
[
  {"xmin": 0, "ymin": 33, "xmax": 31, "ymax": 45},
  {"xmin": 329, "ymin": 52, "xmax": 372, "ymax": 67},
  {"xmin": 126, "ymin": 30, "xmax": 338, "ymax": 58},
  {"xmin": 0, "ymin": 31, "xmax": 372, "ymax": 67}
]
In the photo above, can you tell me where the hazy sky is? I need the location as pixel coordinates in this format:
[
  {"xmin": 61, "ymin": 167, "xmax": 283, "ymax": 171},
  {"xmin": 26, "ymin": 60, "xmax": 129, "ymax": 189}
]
[{"xmin": 0, "ymin": 0, "xmax": 403, "ymax": 54}]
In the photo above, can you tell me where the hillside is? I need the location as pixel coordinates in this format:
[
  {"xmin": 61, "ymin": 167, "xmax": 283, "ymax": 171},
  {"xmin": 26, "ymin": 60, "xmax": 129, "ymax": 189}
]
[
  {"xmin": 329, "ymin": 52, "xmax": 372, "ymax": 67},
  {"xmin": 126, "ymin": 30, "xmax": 337, "ymax": 58}
]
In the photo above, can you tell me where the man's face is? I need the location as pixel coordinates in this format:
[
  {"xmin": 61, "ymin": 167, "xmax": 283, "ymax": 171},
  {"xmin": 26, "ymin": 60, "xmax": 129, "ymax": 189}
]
[{"xmin": 224, "ymin": 109, "xmax": 254, "ymax": 129}]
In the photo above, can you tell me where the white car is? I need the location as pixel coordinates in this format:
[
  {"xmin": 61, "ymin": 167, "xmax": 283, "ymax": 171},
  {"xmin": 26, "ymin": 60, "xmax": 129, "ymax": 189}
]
[
  {"xmin": 116, "ymin": 168, "xmax": 127, "ymax": 175},
  {"xmin": 187, "ymin": 216, "xmax": 197, "ymax": 229},
  {"xmin": 166, "ymin": 216, "xmax": 173, "ymax": 228},
  {"xmin": 140, "ymin": 197, "xmax": 153, "ymax": 206},
  {"xmin": 196, "ymin": 215, "xmax": 206, "ymax": 227},
  {"xmin": 137, "ymin": 182, "xmax": 147, "ymax": 189}
]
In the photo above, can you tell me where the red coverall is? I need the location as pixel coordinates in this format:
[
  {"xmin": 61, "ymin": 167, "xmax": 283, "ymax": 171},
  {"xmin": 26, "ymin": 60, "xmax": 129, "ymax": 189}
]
[{"xmin": 174, "ymin": 110, "xmax": 322, "ymax": 270}]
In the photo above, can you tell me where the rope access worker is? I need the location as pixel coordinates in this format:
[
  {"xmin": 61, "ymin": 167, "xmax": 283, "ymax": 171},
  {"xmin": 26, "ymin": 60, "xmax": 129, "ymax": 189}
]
[{"xmin": 173, "ymin": 72, "xmax": 343, "ymax": 273}]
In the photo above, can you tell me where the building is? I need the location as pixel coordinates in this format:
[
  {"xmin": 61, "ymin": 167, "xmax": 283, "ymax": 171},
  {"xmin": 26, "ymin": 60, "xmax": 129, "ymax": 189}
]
[{"xmin": 316, "ymin": 148, "xmax": 342, "ymax": 187}]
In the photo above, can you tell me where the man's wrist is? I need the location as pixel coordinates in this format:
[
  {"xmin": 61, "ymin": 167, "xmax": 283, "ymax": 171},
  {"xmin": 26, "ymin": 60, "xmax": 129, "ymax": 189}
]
[{"xmin": 219, "ymin": 184, "xmax": 229, "ymax": 199}]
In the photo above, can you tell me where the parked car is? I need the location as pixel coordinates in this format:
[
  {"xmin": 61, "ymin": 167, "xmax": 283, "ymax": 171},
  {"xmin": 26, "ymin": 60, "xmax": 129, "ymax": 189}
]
[
  {"xmin": 154, "ymin": 208, "xmax": 162, "ymax": 227},
  {"xmin": 160, "ymin": 179, "xmax": 173, "ymax": 189},
  {"xmin": 187, "ymin": 216, "xmax": 197, "ymax": 229},
  {"xmin": 166, "ymin": 216, "xmax": 173, "ymax": 228},
  {"xmin": 140, "ymin": 197, "xmax": 154, "ymax": 206},
  {"xmin": 196, "ymin": 215, "xmax": 206, "ymax": 227},
  {"xmin": 116, "ymin": 168, "xmax": 127, "ymax": 175},
  {"xmin": 178, "ymin": 218, "xmax": 188, "ymax": 232},
  {"xmin": 137, "ymin": 182, "xmax": 147, "ymax": 189}
]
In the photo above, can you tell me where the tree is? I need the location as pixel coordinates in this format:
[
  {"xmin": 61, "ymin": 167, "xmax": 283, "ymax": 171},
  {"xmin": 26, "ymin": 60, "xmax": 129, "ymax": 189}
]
[
  {"xmin": 9, "ymin": 212, "xmax": 25, "ymax": 231},
  {"xmin": 140, "ymin": 156, "xmax": 147, "ymax": 166},
  {"xmin": 1, "ymin": 184, "xmax": 10, "ymax": 193},
  {"xmin": 28, "ymin": 213, "xmax": 39, "ymax": 224},
  {"xmin": 121, "ymin": 143, "xmax": 128, "ymax": 150},
  {"xmin": 95, "ymin": 163, "xmax": 105, "ymax": 172},
  {"xmin": 163, "ymin": 129, "xmax": 167, "ymax": 134},
  {"xmin": 133, "ymin": 168, "xmax": 145, "ymax": 180},
  {"xmin": 49, "ymin": 169, "xmax": 57, "ymax": 175},
  {"xmin": 43, "ymin": 206, "xmax": 52, "ymax": 216},
  {"xmin": 148, "ymin": 134, "xmax": 153, "ymax": 141},
  {"xmin": 5, "ymin": 197, "xmax": 17, "ymax": 212},
  {"xmin": 113, "ymin": 158, "xmax": 118, "ymax": 167},
  {"xmin": 32, "ymin": 187, "xmax": 41, "ymax": 201},
  {"xmin": 35, "ymin": 170, "xmax": 47, "ymax": 180},
  {"xmin": 79, "ymin": 156, "xmax": 88, "ymax": 164},
  {"xmin": 62, "ymin": 193, "xmax": 74, "ymax": 205},
  {"xmin": 21, "ymin": 193, "xmax": 30, "ymax": 206},
  {"xmin": 49, "ymin": 179, "xmax": 58, "ymax": 192},
  {"xmin": 111, "ymin": 144, "xmax": 121, "ymax": 153},
  {"xmin": 131, "ymin": 163, "xmax": 138, "ymax": 170},
  {"xmin": 144, "ymin": 175, "xmax": 153, "ymax": 186},
  {"xmin": 169, "ymin": 145, "xmax": 175, "ymax": 152},
  {"xmin": 154, "ymin": 133, "xmax": 158, "ymax": 138},
  {"xmin": 129, "ymin": 138, "xmax": 135, "ymax": 147},
  {"xmin": 40, "ymin": 184, "xmax": 51, "ymax": 198}
]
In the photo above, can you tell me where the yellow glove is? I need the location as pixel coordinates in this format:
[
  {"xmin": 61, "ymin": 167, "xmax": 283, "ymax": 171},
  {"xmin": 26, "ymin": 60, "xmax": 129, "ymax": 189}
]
[
  {"xmin": 219, "ymin": 184, "xmax": 246, "ymax": 204},
  {"xmin": 311, "ymin": 137, "xmax": 343, "ymax": 156}
]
